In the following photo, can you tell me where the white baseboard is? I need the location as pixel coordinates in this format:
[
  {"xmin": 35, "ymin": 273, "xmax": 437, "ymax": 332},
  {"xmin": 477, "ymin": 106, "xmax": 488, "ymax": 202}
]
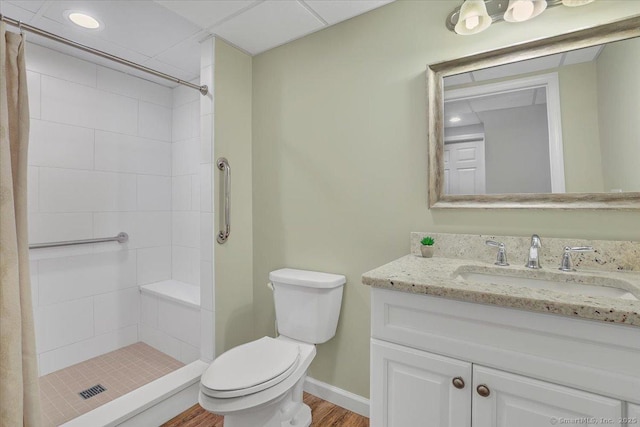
[{"xmin": 304, "ymin": 376, "xmax": 370, "ymax": 418}]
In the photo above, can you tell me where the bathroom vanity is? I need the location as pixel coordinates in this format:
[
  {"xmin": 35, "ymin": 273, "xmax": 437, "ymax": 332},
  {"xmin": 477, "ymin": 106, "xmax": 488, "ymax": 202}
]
[{"xmin": 363, "ymin": 234, "xmax": 640, "ymax": 427}]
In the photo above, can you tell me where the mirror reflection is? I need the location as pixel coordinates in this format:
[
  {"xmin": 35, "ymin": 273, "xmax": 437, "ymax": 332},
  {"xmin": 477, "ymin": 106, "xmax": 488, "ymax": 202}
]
[{"xmin": 443, "ymin": 36, "xmax": 640, "ymax": 196}]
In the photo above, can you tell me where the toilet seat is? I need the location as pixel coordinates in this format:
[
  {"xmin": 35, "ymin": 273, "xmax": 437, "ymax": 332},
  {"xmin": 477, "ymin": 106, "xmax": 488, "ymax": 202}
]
[{"xmin": 201, "ymin": 337, "xmax": 300, "ymax": 399}]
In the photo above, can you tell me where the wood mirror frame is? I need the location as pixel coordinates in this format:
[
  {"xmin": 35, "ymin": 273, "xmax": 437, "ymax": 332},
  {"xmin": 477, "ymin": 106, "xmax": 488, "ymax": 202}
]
[{"xmin": 427, "ymin": 15, "xmax": 640, "ymax": 210}]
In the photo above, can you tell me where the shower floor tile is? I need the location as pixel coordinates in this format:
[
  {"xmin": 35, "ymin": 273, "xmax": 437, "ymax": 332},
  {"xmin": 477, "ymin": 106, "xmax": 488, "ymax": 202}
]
[{"xmin": 39, "ymin": 342, "xmax": 184, "ymax": 427}]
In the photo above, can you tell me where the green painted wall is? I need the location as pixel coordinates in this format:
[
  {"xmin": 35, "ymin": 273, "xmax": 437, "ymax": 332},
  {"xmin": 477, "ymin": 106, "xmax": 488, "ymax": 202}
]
[
  {"xmin": 251, "ymin": 1, "xmax": 640, "ymax": 398},
  {"xmin": 214, "ymin": 39, "xmax": 254, "ymax": 356}
]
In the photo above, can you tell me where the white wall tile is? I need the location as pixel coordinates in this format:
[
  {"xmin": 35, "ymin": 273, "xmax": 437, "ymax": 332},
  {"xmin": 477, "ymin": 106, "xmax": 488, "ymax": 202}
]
[
  {"xmin": 94, "ymin": 212, "xmax": 171, "ymax": 249},
  {"xmin": 172, "ymin": 101, "xmax": 198, "ymax": 142},
  {"xmin": 137, "ymin": 175, "xmax": 171, "ymax": 211},
  {"xmin": 38, "ymin": 251, "xmax": 137, "ymax": 306},
  {"xmin": 35, "ymin": 297, "xmax": 94, "ymax": 353},
  {"xmin": 200, "ymin": 38, "xmax": 214, "ymax": 69},
  {"xmin": 139, "ymin": 323, "xmax": 181, "ymax": 361},
  {"xmin": 200, "ymin": 113, "xmax": 212, "ymax": 164},
  {"xmin": 172, "ymin": 175, "xmax": 192, "ymax": 211},
  {"xmin": 200, "ymin": 213, "xmax": 213, "ymax": 262},
  {"xmin": 172, "ymin": 246, "xmax": 200, "ymax": 286},
  {"xmin": 137, "ymin": 246, "xmax": 171, "ymax": 285},
  {"xmin": 26, "ymin": 43, "xmax": 97, "ymax": 87},
  {"xmin": 191, "ymin": 175, "xmax": 201, "ymax": 211},
  {"xmin": 30, "ymin": 261, "xmax": 39, "ymax": 309},
  {"xmin": 28, "ymin": 167, "xmax": 38, "ymax": 213},
  {"xmin": 200, "ymin": 261, "xmax": 214, "ymax": 311},
  {"xmin": 200, "ymin": 163, "xmax": 213, "ymax": 213},
  {"xmin": 139, "ymin": 101, "xmax": 172, "ymax": 142},
  {"xmin": 199, "ymin": 66, "xmax": 213, "ymax": 116},
  {"xmin": 94, "ymin": 288, "xmax": 140, "ymax": 335},
  {"xmin": 27, "ymin": 71, "xmax": 40, "ymax": 119},
  {"xmin": 28, "ymin": 213, "xmax": 93, "ymax": 245},
  {"xmin": 172, "ymin": 138, "xmax": 200, "ymax": 176},
  {"xmin": 29, "ymin": 120, "xmax": 94, "ymax": 169},
  {"xmin": 39, "ymin": 168, "xmax": 137, "ymax": 212},
  {"xmin": 172, "ymin": 84, "xmax": 199, "ymax": 108},
  {"xmin": 97, "ymin": 66, "xmax": 172, "ymax": 108},
  {"xmin": 173, "ymin": 212, "xmax": 199, "ymax": 248},
  {"xmin": 179, "ymin": 342, "xmax": 200, "ymax": 364},
  {"xmin": 158, "ymin": 300, "xmax": 200, "ymax": 347},
  {"xmin": 140, "ymin": 294, "xmax": 159, "ymax": 327},
  {"xmin": 200, "ymin": 309, "xmax": 214, "ymax": 362},
  {"xmin": 95, "ymin": 131, "xmax": 171, "ymax": 176},
  {"xmin": 38, "ymin": 325, "xmax": 138, "ymax": 376},
  {"xmin": 41, "ymin": 75, "xmax": 138, "ymax": 135}
]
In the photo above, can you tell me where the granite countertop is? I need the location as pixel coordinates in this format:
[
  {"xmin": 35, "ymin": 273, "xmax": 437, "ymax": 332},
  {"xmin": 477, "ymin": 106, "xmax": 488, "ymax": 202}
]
[{"xmin": 362, "ymin": 255, "xmax": 640, "ymax": 327}]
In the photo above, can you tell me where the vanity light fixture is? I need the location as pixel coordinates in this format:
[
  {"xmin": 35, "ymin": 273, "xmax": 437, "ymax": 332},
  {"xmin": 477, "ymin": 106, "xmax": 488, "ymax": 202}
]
[
  {"xmin": 504, "ymin": 0, "xmax": 547, "ymax": 22},
  {"xmin": 447, "ymin": 0, "xmax": 596, "ymax": 35},
  {"xmin": 65, "ymin": 11, "xmax": 102, "ymax": 30},
  {"xmin": 454, "ymin": 0, "xmax": 492, "ymax": 35}
]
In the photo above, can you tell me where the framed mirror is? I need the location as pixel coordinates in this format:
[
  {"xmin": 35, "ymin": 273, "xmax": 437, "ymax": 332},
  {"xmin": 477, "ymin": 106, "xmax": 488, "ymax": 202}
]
[{"xmin": 427, "ymin": 16, "xmax": 640, "ymax": 209}]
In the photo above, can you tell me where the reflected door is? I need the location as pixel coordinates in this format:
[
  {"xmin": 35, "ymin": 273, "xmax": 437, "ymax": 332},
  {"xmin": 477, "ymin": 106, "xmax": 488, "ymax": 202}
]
[{"xmin": 444, "ymin": 139, "xmax": 486, "ymax": 195}]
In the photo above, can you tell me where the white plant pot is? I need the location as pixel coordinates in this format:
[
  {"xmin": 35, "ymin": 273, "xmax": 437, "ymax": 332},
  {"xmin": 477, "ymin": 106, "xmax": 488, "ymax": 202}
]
[{"xmin": 420, "ymin": 245, "xmax": 434, "ymax": 258}]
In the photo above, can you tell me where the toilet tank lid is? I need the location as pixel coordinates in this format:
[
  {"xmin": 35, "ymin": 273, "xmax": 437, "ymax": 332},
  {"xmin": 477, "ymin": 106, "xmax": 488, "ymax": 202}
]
[{"xmin": 269, "ymin": 268, "xmax": 346, "ymax": 289}]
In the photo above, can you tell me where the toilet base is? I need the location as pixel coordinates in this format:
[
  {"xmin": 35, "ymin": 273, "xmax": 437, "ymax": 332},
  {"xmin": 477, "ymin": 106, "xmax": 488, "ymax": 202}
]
[{"xmin": 218, "ymin": 376, "xmax": 311, "ymax": 427}]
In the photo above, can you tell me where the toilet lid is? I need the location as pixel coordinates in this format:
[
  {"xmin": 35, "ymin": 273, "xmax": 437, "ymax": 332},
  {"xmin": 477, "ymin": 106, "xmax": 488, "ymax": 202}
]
[{"xmin": 201, "ymin": 337, "xmax": 300, "ymax": 398}]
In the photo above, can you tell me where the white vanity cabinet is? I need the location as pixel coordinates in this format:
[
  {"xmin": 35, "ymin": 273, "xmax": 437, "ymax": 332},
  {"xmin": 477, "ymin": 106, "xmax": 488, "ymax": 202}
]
[
  {"xmin": 369, "ymin": 287, "xmax": 640, "ymax": 427},
  {"xmin": 371, "ymin": 340, "xmax": 471, "ymax": 427},
  {"xmin": 628, "ymin": 403, "xmax": 640, "ymax": 421}
]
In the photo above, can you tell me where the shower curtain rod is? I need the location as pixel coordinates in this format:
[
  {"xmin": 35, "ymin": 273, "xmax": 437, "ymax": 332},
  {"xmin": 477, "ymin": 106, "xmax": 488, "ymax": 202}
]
[{"xmin": 0, "ymin": 14, "xmax": 208, "ymax": 96}]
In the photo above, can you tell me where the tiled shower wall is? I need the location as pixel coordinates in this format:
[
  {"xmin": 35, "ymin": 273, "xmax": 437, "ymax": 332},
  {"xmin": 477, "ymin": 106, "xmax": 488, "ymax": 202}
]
[{"xmin": 26, "ymin": 43, "xmax": 174, "ymax": 375}]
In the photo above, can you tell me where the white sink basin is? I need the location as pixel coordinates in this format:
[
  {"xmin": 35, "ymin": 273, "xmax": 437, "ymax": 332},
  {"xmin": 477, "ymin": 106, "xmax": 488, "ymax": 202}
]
[{"xmin": 457, "ymin": 271, "xmax": 639, "ymax": 301}]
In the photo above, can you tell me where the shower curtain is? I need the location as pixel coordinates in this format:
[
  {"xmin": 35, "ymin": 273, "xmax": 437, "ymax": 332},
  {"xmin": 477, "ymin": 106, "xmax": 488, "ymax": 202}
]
[{"xmin": 0, "ymin": 22, "xmax": 42, "ymax": 427}]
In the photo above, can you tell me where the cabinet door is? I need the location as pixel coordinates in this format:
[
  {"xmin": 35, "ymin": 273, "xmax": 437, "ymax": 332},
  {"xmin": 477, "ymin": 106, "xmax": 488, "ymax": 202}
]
[
  {"xmin": 473, "ymin": 366, "xmax": 623, "ymax": 427},
  {"xmin": 628, "ymin": 403, "xmax": 640, "ymax": 422},
  {"xmin": 370, "ymin": 339, "xmax": 471, "ymax": 427}
]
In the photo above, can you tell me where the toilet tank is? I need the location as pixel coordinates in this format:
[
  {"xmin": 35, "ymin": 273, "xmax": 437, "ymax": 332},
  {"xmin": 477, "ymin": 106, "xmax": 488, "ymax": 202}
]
[{"xmin": 269, "ymin": 268, "xmax": 346, "ymax": 344}]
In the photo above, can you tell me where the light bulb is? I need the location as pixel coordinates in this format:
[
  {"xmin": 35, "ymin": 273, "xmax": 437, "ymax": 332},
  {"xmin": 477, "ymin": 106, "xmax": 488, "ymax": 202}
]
[
  {"xmin": 511, "ymin": 1, "xmax": 534, "ymax": 21},
  {"xmin": 465, "ymin": 15, "xmax": 480, "ymax": 30}
]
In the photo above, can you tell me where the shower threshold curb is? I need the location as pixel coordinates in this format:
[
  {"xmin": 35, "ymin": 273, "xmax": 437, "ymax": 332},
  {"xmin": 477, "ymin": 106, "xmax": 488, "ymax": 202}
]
[{"xmin": 61, "ymin": 360, "xmax": 208, "ymax": 427}]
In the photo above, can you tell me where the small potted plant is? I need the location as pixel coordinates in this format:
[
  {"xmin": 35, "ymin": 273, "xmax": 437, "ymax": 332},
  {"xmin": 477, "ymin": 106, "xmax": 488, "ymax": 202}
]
[{"xmin": 420, "ymin": 236, "xmax": 435, "ymax": 258}]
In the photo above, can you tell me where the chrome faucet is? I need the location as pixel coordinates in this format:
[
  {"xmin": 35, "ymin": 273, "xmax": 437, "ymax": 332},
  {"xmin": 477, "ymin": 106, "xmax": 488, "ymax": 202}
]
[
  {"xmin": 559, "ymin": 246, "xmax": 594, "ymax": 272},
  {"xmin": 525, "ymin": 234, "xmax": 542, "ymax": 269}
]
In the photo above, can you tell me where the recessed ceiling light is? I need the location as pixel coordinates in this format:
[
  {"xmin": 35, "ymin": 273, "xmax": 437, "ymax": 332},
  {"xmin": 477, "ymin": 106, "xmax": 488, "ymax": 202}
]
[
  {"xmin": 65, "ymin": 11, "xmax": 102, "ymax": 30},
  {"xmin": 449, "ymin": 117, "xmax": 462, "ymax": 123}
]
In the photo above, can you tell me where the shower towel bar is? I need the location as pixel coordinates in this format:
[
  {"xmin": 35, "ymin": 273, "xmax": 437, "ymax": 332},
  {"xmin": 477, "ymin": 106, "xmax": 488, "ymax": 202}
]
[{"xmin": 29, "ymin": 232, "xmax": 129, "ymax": 249}]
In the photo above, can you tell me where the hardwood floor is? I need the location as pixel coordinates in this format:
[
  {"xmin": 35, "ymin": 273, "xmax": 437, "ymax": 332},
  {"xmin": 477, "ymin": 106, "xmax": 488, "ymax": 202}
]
[{"xmin": 161, "ymin": 392, "xmax": 369, "ymax": 427}]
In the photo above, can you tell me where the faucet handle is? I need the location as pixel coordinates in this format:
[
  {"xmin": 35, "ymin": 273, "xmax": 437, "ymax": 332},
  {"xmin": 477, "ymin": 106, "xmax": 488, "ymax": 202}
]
[
  {"xmin": 559, "ymin": 246, "xmax": 594, "ymax": 272},
  {"xmin": 485, "ymin": 240, "xmax": 509, "ymax": 266}
]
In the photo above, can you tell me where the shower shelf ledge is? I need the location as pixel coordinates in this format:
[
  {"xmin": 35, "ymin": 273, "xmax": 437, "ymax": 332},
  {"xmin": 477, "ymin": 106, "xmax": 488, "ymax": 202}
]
[{"xmin": 140, "ymin": 280, "xmax": 200, "ymax": 309}]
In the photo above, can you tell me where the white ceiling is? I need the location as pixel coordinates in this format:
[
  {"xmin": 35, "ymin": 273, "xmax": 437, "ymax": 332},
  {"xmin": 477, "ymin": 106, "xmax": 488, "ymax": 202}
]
[{"xmin": 0, "ymin": 0, "xmax": 393, "ymax": 86}]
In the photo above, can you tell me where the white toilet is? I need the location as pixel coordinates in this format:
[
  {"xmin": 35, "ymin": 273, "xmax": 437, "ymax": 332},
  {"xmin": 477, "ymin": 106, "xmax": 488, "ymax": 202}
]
[{"xmin": 199, "ymin": 268, "xmax": 346, "ymax": 427}]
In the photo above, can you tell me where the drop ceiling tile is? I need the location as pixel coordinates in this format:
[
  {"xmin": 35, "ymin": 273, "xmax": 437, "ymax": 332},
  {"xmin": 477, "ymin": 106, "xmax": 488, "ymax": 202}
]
[
  {"xmin": 4, "ymin": 0, "xmax": 44, "ymax": 13},
  {"xmin": 211, "ymin": 0, "xmax": 326, "ymax": 55},
  {"xmin": 304, "ymin": 0, "xmax": 392, "ymax": 25},
  {"xmin": 472, "ymin": 54, "xmax": 562, "ymax": 81},
  {"xmin": 154, "ymin": 0, "xmax": 255, "ymax": 29},
  {"xmin": 562, "ymin": 45, "xmax": 602, "ymax": 66},
  {"xmin": 41, "ymin": 1, "xmax": 202, "ymax": 57}
]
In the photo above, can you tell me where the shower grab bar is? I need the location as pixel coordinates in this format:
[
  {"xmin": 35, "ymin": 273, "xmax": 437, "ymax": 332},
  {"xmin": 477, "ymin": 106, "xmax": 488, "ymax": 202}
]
[
  {"xmin": 217, "ymin": 157, "xmax": 231, "ymax": 244},
  {"xmin": 29, "ymin": 232, "xmax": 129, "ymax": 249}
]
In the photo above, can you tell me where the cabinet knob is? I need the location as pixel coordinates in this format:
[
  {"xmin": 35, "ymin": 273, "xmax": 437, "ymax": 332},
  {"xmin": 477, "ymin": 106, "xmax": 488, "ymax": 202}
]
[
  {"xmin": 452, "ymin": 377, "xmax": 465, "ymax": 389},
  {"xmin": 476, "ymin": 384, "xmax": 491, "ymax": 397}
]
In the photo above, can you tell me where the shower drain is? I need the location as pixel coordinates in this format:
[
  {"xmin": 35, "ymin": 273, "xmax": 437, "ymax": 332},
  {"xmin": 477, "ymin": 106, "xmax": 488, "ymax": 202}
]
[{"xmin": 78, "ymin": 384, "xmax": 106, "ymax": 400}]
